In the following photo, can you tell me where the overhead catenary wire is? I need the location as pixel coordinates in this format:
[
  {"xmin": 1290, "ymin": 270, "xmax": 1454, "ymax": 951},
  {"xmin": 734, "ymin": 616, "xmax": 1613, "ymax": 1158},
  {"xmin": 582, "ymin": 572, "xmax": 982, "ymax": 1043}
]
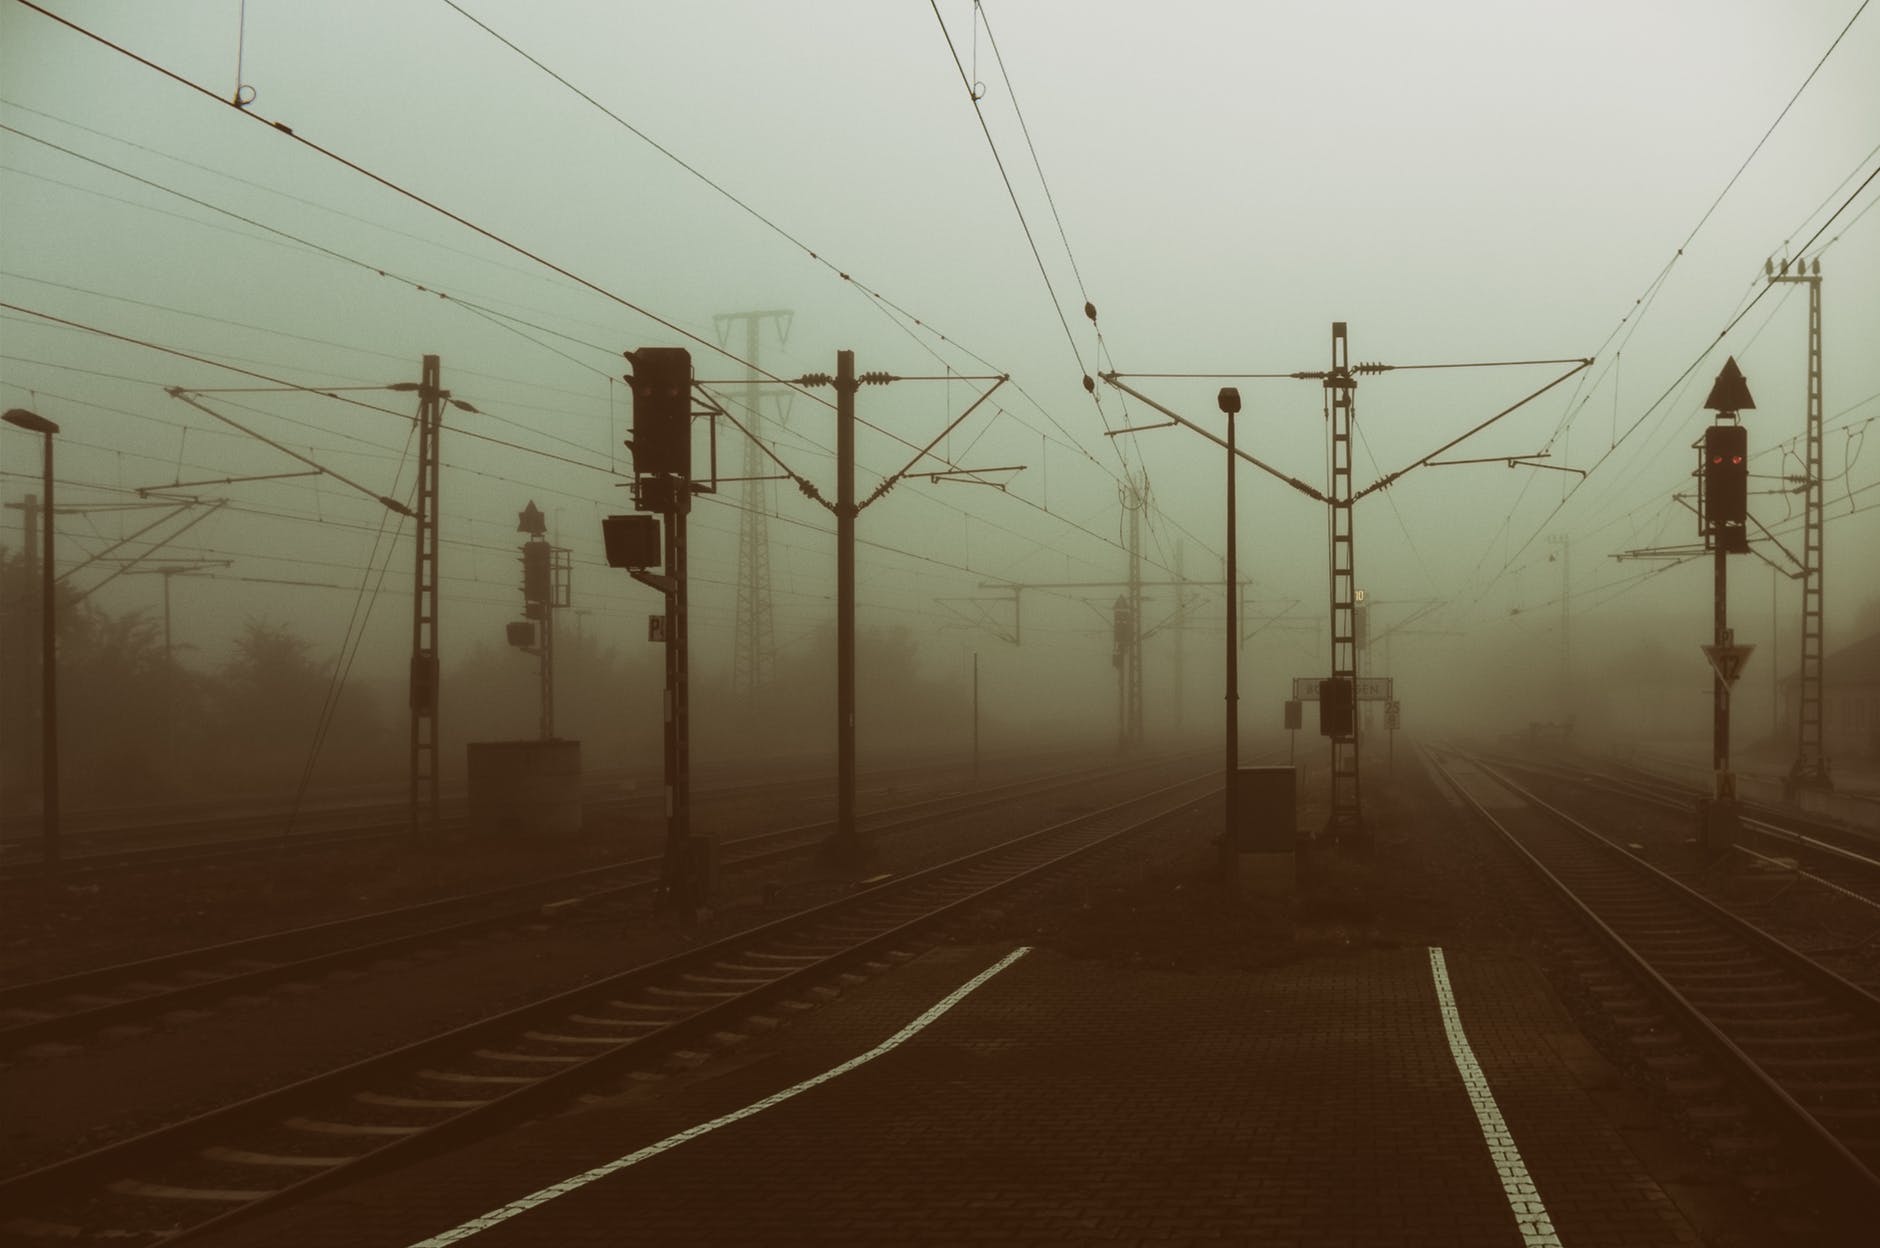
[
  {"xmin": 1461, "ymin": 157, "xmax": 1880, "ymax": 604},
  {"xmin": 9, "ymin": 1, "xmax": 835, "ymax": 406},
  {"xmin": 925, "ymin": 1, "xmax": 1130, "ymax": 471},
  {"xmin": 10, "ymin": 56, "xmax": 1201, "ymax": 574}
]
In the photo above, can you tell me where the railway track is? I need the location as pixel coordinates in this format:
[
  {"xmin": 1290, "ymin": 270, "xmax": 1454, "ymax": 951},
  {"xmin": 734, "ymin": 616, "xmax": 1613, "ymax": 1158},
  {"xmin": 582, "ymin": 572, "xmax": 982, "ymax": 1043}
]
[
  {"xmin": 0, "ymin": 752, "xmax": 1195, "ymax": 1054},
  {"xmin": 1429, "ymin": 744, "xmax": 1880, "ymax": 1228},
  {"xmin": 1482, "ymin": 749, "xmax": 1880, "ymax": 902},
  {"xmin": 0, "ymin": 754, "xmax": 1048, "ymax": 882},
  {"xmin": 1495, "ymin": 747, "xmax": 1880, "ymax": 857},
  {"xmin": 0, "ymin": 768, "xmax": 1218, "ymax": 1244}
]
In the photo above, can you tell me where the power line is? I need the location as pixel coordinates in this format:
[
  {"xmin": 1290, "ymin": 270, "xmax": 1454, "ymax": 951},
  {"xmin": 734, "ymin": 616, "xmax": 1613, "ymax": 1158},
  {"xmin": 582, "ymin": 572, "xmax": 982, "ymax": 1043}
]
[
  {"xmin": 11, "ymin": 1, "xmax": 830, "ymax": 403},
  {"xmin": 1463, "ymin": 157, "xmax": 1880, "ymax": 603},
  {"xmin": 1, "ymin": 121, "xmax": 625, "ymax": 380},
  {"xmin": 927, "ymin": 0, "xmax": 1128, "ymax": 472}
]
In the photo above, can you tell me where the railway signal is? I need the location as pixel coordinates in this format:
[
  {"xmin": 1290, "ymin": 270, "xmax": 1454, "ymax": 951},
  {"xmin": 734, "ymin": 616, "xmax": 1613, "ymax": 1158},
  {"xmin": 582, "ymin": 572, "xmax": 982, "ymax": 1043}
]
[
  {"xmin": 1698, "ymin": 357, "xmax": 1754, "ymax": 848},
  {"xmin": 1702, "ymin": 423, "xmax": 1749, "ymax": 554},
  {"xmin": 618, "ymin": 346, "xmax": 705, "ymax": 914}
]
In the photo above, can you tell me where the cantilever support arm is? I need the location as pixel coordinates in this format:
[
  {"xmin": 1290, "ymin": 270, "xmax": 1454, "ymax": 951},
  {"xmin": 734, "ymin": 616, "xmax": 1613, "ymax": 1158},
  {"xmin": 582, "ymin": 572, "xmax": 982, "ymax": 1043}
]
[
  {"xmin": 1099, "ymin": 375, "xmax": 1326, "ymax": 502},
  {"xmin": 862, "ymin": 377, "xmax": 1008, "ymax": 509},
  {"xmin": 1747, "ymin": 513, "xmax": 1806, "ymax": 577},
  {"xmin": 702, "ymin": 387, "xmax": 827, "ymax": 511},
  {"xmin": 167, "ymin": 388, "xmax": 414, "ymax": 516},
  {"xmin": 1351, "ymin": 358, "xmax": 1592, "ymax": 501}
]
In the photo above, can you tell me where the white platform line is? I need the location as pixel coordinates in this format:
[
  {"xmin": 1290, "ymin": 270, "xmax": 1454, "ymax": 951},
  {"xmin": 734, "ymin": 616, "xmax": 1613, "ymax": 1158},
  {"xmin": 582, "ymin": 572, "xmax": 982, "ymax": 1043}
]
[
  {"xmin": 407, "ymin": 946, "xmax": 1033, "ymax": 1247},
  {"xmin": 1429, "ymin": 947, "xmax": 1563, "ymax": 1248}
]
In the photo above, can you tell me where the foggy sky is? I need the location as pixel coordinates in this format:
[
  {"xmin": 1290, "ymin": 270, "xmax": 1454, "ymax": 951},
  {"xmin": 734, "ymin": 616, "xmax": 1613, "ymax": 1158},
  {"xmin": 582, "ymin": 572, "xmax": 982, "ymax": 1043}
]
[{"xmin": 3, "ymin": 0, "xmax": 1877, "ymax": 744}]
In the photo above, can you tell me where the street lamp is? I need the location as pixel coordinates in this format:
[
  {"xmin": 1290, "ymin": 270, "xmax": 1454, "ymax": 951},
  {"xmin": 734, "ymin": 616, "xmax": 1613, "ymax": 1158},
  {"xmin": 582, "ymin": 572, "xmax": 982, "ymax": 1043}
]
[
  {"xmin": 1218, "ymin": 387, "xmax": 1241, "ymax": 887},
  {"xmin": 4, "ymin": 408, "xmax": 60, "ymax": 870}
]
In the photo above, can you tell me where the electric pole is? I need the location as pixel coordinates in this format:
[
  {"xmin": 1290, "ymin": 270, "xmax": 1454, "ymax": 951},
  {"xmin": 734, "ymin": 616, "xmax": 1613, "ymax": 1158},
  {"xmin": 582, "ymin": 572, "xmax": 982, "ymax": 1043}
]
[
  {"xmin": 5, "ymin": 493, "xmax": 41, "ymax": 789},
  {"xmin": 792, "ymin": 355, "xmax": 1011, "ymax": 865},
  {"xmin": 1548, "ymin": 533, "xmax": 1570, "ymax": 725},
  {"xmin": 1174, "ymin": 541, "xmax": 1186, "ymax": 734},
  {"xmin": 834, "ymin": 350, "xmax": 859, "ymax": 858},
  {"xmin": 1119, "ymin": 469, "xmax": 1148, "ymax": 750},
  {"xmin": 408, "ymin": 355, "xmax": 443, "ymax": 841},
  {"xmin": 1767, "ymin": 257, "xmax": 1831, "ymax": 792}
]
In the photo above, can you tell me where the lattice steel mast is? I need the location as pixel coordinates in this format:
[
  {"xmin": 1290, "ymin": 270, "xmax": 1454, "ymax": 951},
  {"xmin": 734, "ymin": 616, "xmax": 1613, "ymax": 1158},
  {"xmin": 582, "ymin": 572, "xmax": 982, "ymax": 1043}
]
[
  {"xmin": 1324, "ymin": 324, "xmax": 1362, "ymax": 840},
  {"xmin": 1767, "ymin": 258, "xmax": 1831, "ymax": 792},
  {"xmin": 409, "ymin": 354, "xmax": 442, "ymax": 839},
  {"xmin": 716, "ymin": 309, "xmax": 793, "ymax": 700}
]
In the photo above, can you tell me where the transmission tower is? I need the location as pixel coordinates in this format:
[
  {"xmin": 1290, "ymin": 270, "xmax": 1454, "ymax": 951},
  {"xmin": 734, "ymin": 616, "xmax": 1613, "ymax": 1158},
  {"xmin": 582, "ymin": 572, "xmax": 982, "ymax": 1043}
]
[
  {"xmin": 1767, "ymin": 258, "xmax": 1831, "ymax": 792},
  {"xmin": 716, "ymin": 309, "xmax": 794, "ymax": 700}
]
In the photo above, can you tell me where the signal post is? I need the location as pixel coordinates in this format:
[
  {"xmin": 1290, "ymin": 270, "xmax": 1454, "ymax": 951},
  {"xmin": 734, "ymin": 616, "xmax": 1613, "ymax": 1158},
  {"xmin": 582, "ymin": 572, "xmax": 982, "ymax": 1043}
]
[
  {"xmin": 1698, "ymin": 357, "xmax": 1756, "ymax": 849},
  {"xmin": 606, "ymin": 347, "xmax": 706, "ymax": 915}
]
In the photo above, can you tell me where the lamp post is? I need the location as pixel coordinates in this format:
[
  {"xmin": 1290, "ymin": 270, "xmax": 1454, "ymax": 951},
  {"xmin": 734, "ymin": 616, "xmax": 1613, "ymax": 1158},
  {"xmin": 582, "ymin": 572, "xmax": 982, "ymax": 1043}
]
[
  {"xmin": 5, "ymin": 408, "xmax": 60, "ymax": 870},
  {"xmin": 1218, "ymin": 387, "xmax": 1241, "ymax": 888}
]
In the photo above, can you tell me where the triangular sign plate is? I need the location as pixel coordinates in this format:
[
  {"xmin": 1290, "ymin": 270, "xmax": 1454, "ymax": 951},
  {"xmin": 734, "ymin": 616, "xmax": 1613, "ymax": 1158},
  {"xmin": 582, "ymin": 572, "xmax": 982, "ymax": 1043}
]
[
  {"xmin": 1704, "ymin": 357, "xmax": 1756, "ymax": 414},
  {"xmin": 1701, "ymin": 642, "xmax": 1755, "ymax": 685}
]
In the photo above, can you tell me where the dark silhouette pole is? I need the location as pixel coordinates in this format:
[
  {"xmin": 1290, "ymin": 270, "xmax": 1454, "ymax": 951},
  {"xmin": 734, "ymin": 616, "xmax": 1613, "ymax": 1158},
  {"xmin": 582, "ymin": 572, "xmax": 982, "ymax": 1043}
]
[
  {"xmin": 1218, "ymin": 388, "xmax": 1241, "ymax": 888},
  {"xmin": 834, "ymin": 350, "xmax": 858, "ymax": 861},
  {"xmin": 5, "ymin": 408, "xmax": 59, "ymax": 870}
]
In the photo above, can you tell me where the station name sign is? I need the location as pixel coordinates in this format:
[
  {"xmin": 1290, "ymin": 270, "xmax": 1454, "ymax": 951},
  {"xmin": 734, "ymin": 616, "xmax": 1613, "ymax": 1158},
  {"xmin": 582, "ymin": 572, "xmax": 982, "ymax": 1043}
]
[{"xmin": 1291, "ymin": 676, "xmax": 1394, "ymax": 702}]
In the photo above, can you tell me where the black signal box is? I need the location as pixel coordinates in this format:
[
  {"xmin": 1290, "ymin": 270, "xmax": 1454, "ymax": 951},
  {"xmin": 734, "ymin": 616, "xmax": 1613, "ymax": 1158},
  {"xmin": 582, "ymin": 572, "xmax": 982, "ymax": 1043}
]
[
  {"xmin": 625, "ymin": 346, "xmax": 693, "ymax": 477},
  {"xmin": 1319, "ymin": 678, "xmax": 1354, "ymax": 738},
  {"xmin": 1703, "ymin": 423, "xmax": 1749, "ymax": 554},
  {"xmin": 601, "ymin": 514, "xmax": 661, "ymax": 570}
]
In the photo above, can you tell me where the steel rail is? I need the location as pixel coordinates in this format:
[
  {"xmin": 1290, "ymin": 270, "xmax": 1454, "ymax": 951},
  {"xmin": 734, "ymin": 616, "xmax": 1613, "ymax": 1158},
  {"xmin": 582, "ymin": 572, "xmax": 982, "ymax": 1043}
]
[
  {"xmin": 0, "ymin": 752, "xmax": 1073, "ymax": 880},
  {"xmin": 1481, "ymin": 750, "xmax": 1880, "ymax": 881},
  {"xmin": 0, "ymin": 771, "xmax": 1219, "ymax": 1242},
  {"xmin": 0, "ymin": 751, "xmax": 1203, "ymax": 1050},
  {"xmin": 1430, "ymin": 745, "xmax": 1880, "ymax": 1208}
]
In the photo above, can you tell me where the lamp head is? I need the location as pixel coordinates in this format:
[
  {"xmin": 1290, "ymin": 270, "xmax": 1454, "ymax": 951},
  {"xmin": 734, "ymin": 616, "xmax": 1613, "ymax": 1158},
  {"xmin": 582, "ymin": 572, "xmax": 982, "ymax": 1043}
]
[
  {"xmin": 3, "ymin": 408, "xmax": 58, "ymax": 435},
  {"xmin": 1217, "ymin": 387, "xmax": 1242, "ymax": 415}
]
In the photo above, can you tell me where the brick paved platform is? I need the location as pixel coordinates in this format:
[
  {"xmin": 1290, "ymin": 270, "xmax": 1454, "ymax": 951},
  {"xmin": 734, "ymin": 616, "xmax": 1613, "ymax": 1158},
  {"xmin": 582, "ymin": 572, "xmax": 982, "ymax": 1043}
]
[{"xmin": 196, "ymin": 939, "xmax": 1703, "ymax": 1247}]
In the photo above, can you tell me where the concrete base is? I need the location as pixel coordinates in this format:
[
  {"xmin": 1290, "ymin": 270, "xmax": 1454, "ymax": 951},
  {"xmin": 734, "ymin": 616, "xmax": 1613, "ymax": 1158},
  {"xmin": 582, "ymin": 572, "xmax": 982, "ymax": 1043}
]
[
  {"xmin": 1237, "ymin": 851, "xmax": 1296, "ymax": 899},
  {"xmin": 1694, "ymin": 796, "xmax": 1739, "ymax": 852},
  {"xmin": 466, "ymin": 739, "xmax": 583, "ymax": 837}
]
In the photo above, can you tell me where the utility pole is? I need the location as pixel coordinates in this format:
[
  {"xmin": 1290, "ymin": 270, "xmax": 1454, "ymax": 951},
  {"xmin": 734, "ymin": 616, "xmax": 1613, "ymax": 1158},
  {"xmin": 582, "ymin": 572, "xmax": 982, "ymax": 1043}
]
[
  {"xmin": 122, "ymin": 562, "xmax": 229, "ymax": 767},
  {"xmin": 1767, "ymin": 257, "xmax": 1831, "ymax": 792},
  {"xmin": 716, "ymin": 309, "xmax": 792, "ymax": 700},
  {"xmin": 834, "ymin": 350, "xmax": 859, "ymax": 858},
  {"xmin": 1548, "ymin": 533, "xmax": 1570, "ymax": 725},
  {"xmin": 793, "ymin": 355, "xmax": 1011, "ymax": 865},
  {"xmin": 7, "ymin": 493, "xmax": 41, "ymax": 789},
  {"xmin": 972, "ymin": 650, "xmax": 981, "ymax": 785},
  {"xmin": 1119, "ymin": 470, "xmax": 1148, "ymax": 749},
  {"xmin": 5, "ymin": 410, "xmax": 60, "ymax": 869},
  {"xmin": 1174, "ymin": 541, "xmax": 1186, "ymax": 734},
  {"xmin": 1220, "ymin": 387, "xmax": 1241, "ymax": 885},
  {"xmin": 408, "ymin": 355, "xmax": 443, "ymax": 840}
]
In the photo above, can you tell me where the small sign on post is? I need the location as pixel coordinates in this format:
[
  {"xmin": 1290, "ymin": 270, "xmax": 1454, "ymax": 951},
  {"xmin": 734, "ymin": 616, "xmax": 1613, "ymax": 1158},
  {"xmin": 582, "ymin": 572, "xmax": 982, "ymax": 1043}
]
[
  {"xmin": 1385, "ymin": 700, "xmax": 1401, "ymax": 731},
  {"xmin": 1701, "ymin": 641, "xmax": 1754, "ymax": 685},
  {"xmin": 648, "ymin": 614, "xmax": 667, "ymax": 643}
]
